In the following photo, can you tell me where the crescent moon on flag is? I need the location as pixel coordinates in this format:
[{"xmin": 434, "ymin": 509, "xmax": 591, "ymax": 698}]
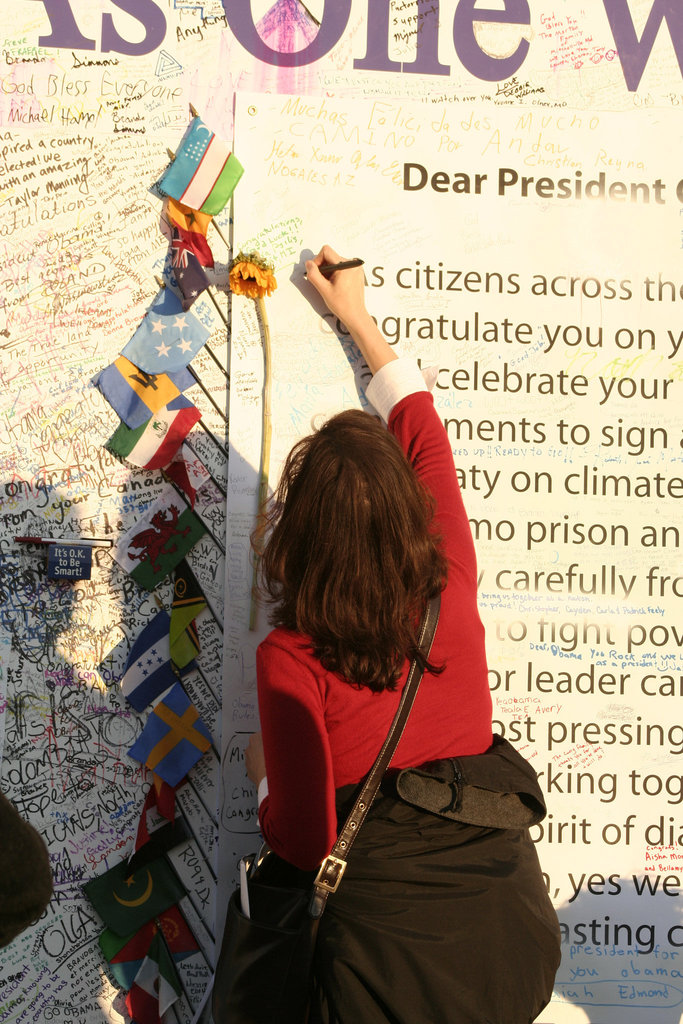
[
  {"xmin": 194, "ymin": 123, "xmax": 212, "ymax": 141},
  {"xmin": 113, "ymin": 869, "xmax": 154, "ymax": 907}
]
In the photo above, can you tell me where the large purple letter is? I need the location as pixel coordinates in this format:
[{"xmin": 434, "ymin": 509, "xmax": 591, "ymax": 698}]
[
  {"xmin": 29, "ymin": 0, "xmax": 96, "ymax": 50},
  {"xmin": 101, "ymin": 0, "xmax": 166, "ymax": 55},
  {"xmin": 453, "ymin": 0, "xmax": 530, "ymax": 81},
  {"xmin": 603, "ymin": 0, "xmax": 683, "ymax": 91},
  {"xmin": 354, "ymin": 0, "xmax": 449, "ymax": 76},
  {"xmin": 221, "ymin": 1, "xmax": 351, "ymax": 66}
]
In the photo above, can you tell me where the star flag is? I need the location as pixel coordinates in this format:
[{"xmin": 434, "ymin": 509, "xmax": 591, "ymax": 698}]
[
  {"xmin": 170, "ymin": 560, "xmax": 207, "ymax": 671},
  {"xmin": 157, "ymin": 115, "xmax": 244, "ymax": 215},
  {"xmin": 105, "ymin": 396, "xmax": 202, "ymax": 471},
  {"xmin": 166, "ymin": 197, "xmax": 212, "ymax": 238},
  {"xmin": 121, "ymin": 611, "xmax": 183, "ymax": 712},
  {"xmin": 172, "ymin": 226, "xmax": 211, "ymax": 310},
  {"xmin": 127, "ymin": 682, "xmax": 212, "ymax": 788},
  {"xmin": 122, "ymin": 289, "xmax": 210, "ymax": 373},
  {"xmin": 112, "ymin": 487, "xmax": 207, "ymax": 591},
  {"xmin": 84, "ymin": 855, "xmax": 185, "ymax": 937},
  {"xmin": 165, "ymin": 444, "xmax": 211, "ymax": 507},
  {"xmin": 125, "ymin": 931, "xmax": 182, "ymax": 1022},
  {"xmin": 99, "ymin": 905, "xmax": 198, "ymax": 992},
  {"xmin": 97, "ymin": 356, "xmax": 194, "ymax": 430}
]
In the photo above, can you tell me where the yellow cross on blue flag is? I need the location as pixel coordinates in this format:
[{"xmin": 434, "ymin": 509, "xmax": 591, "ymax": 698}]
[{"xmin": 127, "ymin": 682, "xmax": 212, "ymax": 787}]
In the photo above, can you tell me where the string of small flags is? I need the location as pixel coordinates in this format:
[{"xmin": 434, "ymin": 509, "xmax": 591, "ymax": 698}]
[{"xmin": 86, "ymin": 107, "xmax": 243, "ymax": 1024}]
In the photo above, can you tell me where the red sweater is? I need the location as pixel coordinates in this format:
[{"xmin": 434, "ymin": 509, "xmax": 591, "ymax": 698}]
[{"xmin": 257, "ymin": 390, "xmax": 493, "ymax": 869}]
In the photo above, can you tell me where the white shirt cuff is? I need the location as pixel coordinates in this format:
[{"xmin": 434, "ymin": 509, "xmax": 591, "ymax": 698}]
[
  {"xmin": 365, "ymin": 358, "xmax": 433, "ymax": 421},
  {"xmin": 257, "ymin": 776, "xmax": 269, "ymax": 807}
]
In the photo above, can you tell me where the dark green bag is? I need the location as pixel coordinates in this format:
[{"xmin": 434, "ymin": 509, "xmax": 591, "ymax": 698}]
[{"xmin": 396, "ymin": 733, "xmax": 546, "ymax": 828}]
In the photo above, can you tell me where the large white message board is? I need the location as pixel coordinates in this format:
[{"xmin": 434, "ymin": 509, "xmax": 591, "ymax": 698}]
[
  {"xmin": 1, "ymin": 1, "xmax": 681, "ymax": 1021},
  {"xmin": 224, "ymin": 90, "xmax": 683, "ymax": 1023}
]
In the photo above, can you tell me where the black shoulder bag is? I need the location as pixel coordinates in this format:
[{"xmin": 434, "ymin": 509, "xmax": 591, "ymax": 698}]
[{"xmin": 212, "ymin": 595, "xmax": 440, "ymax": 1024}]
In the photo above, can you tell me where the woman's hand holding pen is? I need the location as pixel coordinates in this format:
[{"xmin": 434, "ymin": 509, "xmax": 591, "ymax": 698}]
[
  {"xmin": 305, "ymin": 245, "xmax": 367, "ymax": 332},
  {"xmin": 306, "ymin": 244, "xmax": 398, "ymax": 375}
]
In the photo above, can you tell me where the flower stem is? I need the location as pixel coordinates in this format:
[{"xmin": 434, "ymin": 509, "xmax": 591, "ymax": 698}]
[{"xmin": 249, "ymin": 294, "xmax": 272, "ymax": 630}]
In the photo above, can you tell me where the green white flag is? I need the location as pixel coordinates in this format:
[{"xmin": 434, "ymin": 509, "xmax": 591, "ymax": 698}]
[{"xmin": 112, "ymin": 487, "xmax": 206, "ymax": 591}]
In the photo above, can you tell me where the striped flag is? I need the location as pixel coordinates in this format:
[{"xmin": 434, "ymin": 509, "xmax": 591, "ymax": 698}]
[
  {"xmin": 121, "ymin": 611, "xmax": 180, "ymax": 712},
  {"xmin": 99, "ymin": 905, "xmax": 198, "ymax": 993},
  {"xmin": 166, "ymin": 197, "xmax": 212, "ymax": 239},
  {"xmin": 157, "ymin": 115, "xmax": 243, "ymax": 215},
  {"xmin": 133, "ymin": 775, "xmax": 181, "ymax": 854},
  {"xmin": 97, "ymin": 357, "xmax": 194, "ymax": 430},
  {"xmin": 170, "ymin": 560, "xmax": 207, "ymax": 670},
  {"xmin": 105, "ymin": 397, "xmax": 201, "ymax": 471},
  {"xmin": 125, "ymin": 932, "xmax": 181, "ymax": 1021}
]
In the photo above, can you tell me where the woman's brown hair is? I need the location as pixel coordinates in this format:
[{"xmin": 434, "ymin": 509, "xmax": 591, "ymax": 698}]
[{"xmin": 256, "ymin": 409, "xmax": 447, "ymax": 692}]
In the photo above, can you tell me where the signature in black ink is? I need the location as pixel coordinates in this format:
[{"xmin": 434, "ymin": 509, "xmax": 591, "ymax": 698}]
[{"xmin": 496, "ymin": 77, "xmax": 546, "ymax": 100}]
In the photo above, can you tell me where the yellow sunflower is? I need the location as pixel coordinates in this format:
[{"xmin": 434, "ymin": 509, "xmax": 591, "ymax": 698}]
[{"xmin": 228, "ymin": 251, "xmax": 277, "ymax": 299}]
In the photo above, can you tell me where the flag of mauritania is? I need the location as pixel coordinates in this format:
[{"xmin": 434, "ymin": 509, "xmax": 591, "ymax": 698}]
[
  {"xmin": 84, "ymin": 855, "xmax": 185, "ymax": 936},
  {"xmin": 97, "ymin": 356, "xmax": 195, "ymax": 430},
  {"xmin": 112, "ymin": 487, "xmax": 206, "ymax": 591},
  {"xmin": 106, "ymin": 396, "xmax": 201, "ymax": 471},
  {"xmin": 125, "ymin": 932, "xmax": 181, "ymax": 1020},
  {"xmin": 157, "ymin": 115, "xmax": 244, "ymax": 215}
]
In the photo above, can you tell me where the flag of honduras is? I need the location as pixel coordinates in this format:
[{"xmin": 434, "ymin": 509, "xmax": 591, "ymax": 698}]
[
  {"xmin": 121, "ymin": 610, "xmax": 183, "ymax": 712},
  {"xmin": 158, "ymin": 116, "xmax": 243, "ymax": 216}
]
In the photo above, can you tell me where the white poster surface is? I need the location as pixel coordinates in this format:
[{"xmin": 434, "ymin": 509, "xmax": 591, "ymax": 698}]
[{"xmin": 225, "ymin": 89, "xmax": 683, "ymax": 1023}]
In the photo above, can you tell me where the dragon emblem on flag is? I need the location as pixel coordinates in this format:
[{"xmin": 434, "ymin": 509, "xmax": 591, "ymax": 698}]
[{"xmin": 127, "ymin": 506, "xmax": 191, "ymax": 574}]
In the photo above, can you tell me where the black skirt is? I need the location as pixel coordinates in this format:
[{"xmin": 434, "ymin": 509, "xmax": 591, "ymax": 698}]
[{"xmin": 309, "ymin": 786, "xmax": 561, "ymax": 1024}]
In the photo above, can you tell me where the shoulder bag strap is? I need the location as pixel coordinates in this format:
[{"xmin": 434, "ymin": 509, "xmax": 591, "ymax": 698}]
[{"xmin": 309, "ymin": 593, "xmax": 441, "ymax": 917}]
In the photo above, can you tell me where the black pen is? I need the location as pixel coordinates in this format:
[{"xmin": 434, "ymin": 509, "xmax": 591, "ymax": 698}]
[{"xmin": 307, "ymin": 258, "xmax": 364, "ymax": 278}]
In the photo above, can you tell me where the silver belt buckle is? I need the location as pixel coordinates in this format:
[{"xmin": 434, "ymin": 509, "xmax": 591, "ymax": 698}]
[{"xmin": 314, "ymin": 854, "xmax": 347, "ymax": 893}]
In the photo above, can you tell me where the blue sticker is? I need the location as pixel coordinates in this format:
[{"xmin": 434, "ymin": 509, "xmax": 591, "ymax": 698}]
[{"xmin": 47, "ymin": 544, "xmax": 93, "ymax": 581}]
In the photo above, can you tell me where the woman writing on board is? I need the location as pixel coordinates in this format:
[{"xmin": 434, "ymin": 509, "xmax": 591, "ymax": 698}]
[{"xmin": 246, "ymin": 244, "xmax": 560, "ymax": 1022}]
